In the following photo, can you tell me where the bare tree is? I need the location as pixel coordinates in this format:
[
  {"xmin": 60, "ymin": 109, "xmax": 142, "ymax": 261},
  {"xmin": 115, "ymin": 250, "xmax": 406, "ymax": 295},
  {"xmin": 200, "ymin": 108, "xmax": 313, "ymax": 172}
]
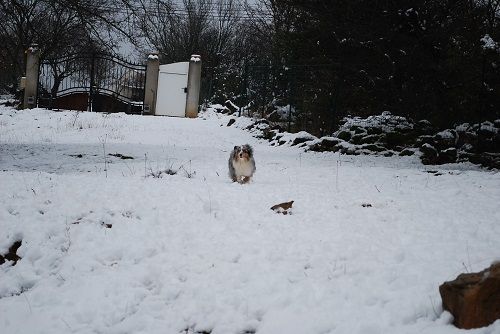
[
  {"xmin": 0, "ymin": 0, "xmax": 136, "ymax": 94},
  {"xmin": 135, "ymin": 0, "xmax": 242, "ymax": 67}
]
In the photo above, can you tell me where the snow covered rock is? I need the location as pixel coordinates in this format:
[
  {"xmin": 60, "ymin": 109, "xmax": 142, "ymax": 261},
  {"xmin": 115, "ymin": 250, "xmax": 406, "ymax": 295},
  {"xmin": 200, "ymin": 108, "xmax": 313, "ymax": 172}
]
[
  {"xmin": 339, "ymin": 111, "xmax": 413, "ymax": 133},
  {"xmin": 399, "ymin": 148, "xmax": 416, "ymax": 156},
  {"xmin": 433, "ymin": 129, "xmax": 458, "ymax": 150},
  {"xmin": 359, "ymin": 134, "xmax": 383, "ymax": 144},
  {"xmin": 224, "ymin": 100, "xmax": 239, "ymax": 114},
  {"xmin": 307, "ymin": 137, "xmax": 343, "ymax": 152},
  {"xmin": 416, "ymin": 135, "xmax": 435, "ymax": 146},
  {"xmin": 336, "ymin": 130, "xmax": 352, "ymax": 141},
  {"xmin": 291, "ymin": 132, "xmax": 317, "ymax": 146},
  {"xmin": 332, "ymin": 112, "xmax": 420, "ymax": 154},
  {"xmin": 477, "ymin": 122, "xmax": 499, "ymax": 152},
  {"xmin": 361, "ymin": 144, "xmax": 386, "ymax": 152},
  {"xmin": 210, "ymin": 104, "xmax": 230, "ymax": 114},
  {"xmin": 439, "ymin": 262, "xmax": 500, "ymax": 329},
  {"xmin": 469, "ymin": 152, "xmax": 500, "ymax": 170},
  {"xmin": 270, "ymin": 131, "xmax": 318, "ymax": 147},
  {"xmin": 439, "ymin": 147, "xmax": 458, "ymax": 164},
  {"xmin": 414, "ymin": 119, "xmax": 435, "ymax": 135},
  {"xmin": 420, "ymin": 143, "xmax": 439, "ymax": 164}
]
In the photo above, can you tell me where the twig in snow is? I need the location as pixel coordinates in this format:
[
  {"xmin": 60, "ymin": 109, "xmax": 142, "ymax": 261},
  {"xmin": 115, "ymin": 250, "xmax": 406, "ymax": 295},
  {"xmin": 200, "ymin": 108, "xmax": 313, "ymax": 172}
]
[
  {"xmin": 71, "ymin": 111, "xmax": 80, "ymax": 128},
  {"xmin": 99, "ymin": 134, "xmax": 108, "ymax": 178},
  {"xmin": 336, "ymin": 160, "xmax": 340, "ymax": 191},
  {"xmin": 22, "ymin": 291, "xmax": 32, "ymax": 314},
  {"xmin": 466, "ymin": 241, "xmax": 472, "ymax": 273},
  {"xmin": 429, "ymin": 295, "xmax": 440, "ymax": 318},
  {"xmin": 61, "ymin": 319, "xmax": 72, "ymax": 330}
]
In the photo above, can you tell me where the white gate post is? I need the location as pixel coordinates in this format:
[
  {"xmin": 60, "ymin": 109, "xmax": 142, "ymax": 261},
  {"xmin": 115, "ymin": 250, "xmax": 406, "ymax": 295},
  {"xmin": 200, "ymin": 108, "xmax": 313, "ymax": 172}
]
[
  {"xmin": 23, "ymin": 44, "xmax": 40, "ymax": 109},
  {"xmin": 144, "ymin": 52, "xmax": 160, "ymax": 115},
  {"xmin": 185, "ymin": 55, "xmax": 202, "ymax": 118}
]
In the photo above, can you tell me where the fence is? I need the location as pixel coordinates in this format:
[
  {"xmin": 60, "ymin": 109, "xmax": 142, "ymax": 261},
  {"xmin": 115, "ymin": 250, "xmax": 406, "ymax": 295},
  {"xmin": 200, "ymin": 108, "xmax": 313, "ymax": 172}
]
[
  {"xmin": 201, "ymin": 63, "xmax": 343, "ymax": 137},
  {"xmin": 0, "ymin": 63, "xmax": 17, "ymax": 96},
  {"xmin": 37, "ymin": 53, "xmax": 147, "ymax": 113}
]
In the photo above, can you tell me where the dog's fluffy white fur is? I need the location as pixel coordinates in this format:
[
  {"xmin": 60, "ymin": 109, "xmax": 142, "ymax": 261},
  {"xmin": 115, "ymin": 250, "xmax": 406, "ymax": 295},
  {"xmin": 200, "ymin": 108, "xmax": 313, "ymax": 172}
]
[{"xmin": 228, "ymin": 144, "xmax": 256, "ymax": 184}]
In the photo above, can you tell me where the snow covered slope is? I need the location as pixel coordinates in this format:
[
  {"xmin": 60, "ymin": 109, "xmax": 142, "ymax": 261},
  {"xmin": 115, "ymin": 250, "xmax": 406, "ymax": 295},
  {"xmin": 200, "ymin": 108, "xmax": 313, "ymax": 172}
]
[{"xmin": 0, "ymin": 106, "xmax": 499, "ymax": 334}]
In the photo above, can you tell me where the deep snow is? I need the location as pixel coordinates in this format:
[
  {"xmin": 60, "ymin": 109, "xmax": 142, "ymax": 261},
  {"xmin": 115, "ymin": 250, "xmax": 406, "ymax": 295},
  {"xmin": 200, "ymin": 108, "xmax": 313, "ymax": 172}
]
[{"xmin": 0, "ymin": 106, "xmax": 499, "ymax": 334}]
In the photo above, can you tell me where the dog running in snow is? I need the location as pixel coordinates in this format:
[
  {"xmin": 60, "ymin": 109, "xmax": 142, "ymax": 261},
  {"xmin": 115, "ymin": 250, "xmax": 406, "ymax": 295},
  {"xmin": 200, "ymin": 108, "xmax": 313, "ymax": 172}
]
[{"xmin": 228, "ymin": 144, "xmax": 256, "ymax": 184}]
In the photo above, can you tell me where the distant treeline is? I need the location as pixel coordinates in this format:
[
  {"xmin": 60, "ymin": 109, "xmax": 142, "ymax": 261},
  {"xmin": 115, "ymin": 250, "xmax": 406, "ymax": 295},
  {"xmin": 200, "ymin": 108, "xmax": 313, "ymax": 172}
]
[{"xmin": 1, "ymin": 0, "xmax": 498, "ymax": 132}]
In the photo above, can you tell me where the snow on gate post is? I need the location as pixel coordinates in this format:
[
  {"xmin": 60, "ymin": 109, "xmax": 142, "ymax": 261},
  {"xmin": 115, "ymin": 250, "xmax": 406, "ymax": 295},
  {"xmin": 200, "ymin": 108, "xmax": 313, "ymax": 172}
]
[
  {"xmin": 23, "ymin": 44, "xmax": 40, "ymax": 109},
  {"xmin": 144, "ymin": 52, "xmax": 160, "ymax": 115},
  {"xmin": 185, "ymin": 55, "xmax": 202, "ymax": 118}
]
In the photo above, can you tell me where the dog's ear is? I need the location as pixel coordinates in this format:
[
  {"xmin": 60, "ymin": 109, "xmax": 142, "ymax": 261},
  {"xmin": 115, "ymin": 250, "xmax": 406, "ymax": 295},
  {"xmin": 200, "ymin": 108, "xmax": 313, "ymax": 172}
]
[
  {"xmin": 234, "ymin": 146, "xmax": 239, "ymax": 151},
  {"xmin": 244, "ymin": 144, "xmax": 253, "ymax": 154}
]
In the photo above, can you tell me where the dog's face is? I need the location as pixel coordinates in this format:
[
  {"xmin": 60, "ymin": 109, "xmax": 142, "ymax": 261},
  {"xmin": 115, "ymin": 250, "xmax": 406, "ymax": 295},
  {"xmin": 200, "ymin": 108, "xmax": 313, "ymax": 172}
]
[{"xmin": 233, "ymin": 145, "xmax": 252, "ymax": 161}]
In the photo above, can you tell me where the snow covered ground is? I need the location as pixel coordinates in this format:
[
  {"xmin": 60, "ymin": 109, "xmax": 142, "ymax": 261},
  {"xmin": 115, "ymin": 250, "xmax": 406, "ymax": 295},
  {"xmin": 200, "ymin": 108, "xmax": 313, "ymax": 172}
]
[{"xmin": 0, "ymin": 105, "xmax": 499, "ymax": 334}]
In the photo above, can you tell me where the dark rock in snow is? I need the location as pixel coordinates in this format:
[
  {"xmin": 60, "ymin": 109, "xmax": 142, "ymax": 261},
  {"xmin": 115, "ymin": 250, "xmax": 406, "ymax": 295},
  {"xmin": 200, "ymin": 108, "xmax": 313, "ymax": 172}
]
[
  {"xmin": 385, "ymin": 131, "xmax": 414, "ymax": 149},
  {"xmin": 354, "ymin": 127, "xmax": 367, "ymax": 135},
  {"xmin": 433, "ymin": 129, "xmax": 458, "ymax": 150},
  {"xmin": 212, "ymin": 104, "xmax": 230, "ymax": 114},
  {"xmin": 227, "ymin": 118, "xmax": 236, "ymax": 127},
  {"xmin": 438, "ymin": 147, "xmax": 457, "ymax": 164},
  {"xmin": 366, "ymin": 127, "xmax": 384, "ymax": 135},
  {"xmin": 399, "ymin": 148, "xmax": 415, "ymax": 156},
  {"xmin": 456, "ymin": 128, "xmax": 478, "ymax": 149},
  {"xmin": 469, "ymin": 153, "xmax": 500, "ymax": 169},
  {"xmin": 415, "ymin": 119, "xmax": 434, "ymax": 135},
  {"xmin": 292, "ymin": 133, "xmax": 317, "ymax": 146},
  {"xmin": 245, "ymin": 119, "xmax": 269, "ymax": 131},
  {"xmin": 292, "ymin": 137, "xmax": 311, "ymax": 146},
  {"xmin": 360, "ymin": 134, "xmax": 383, "ymax": 144},
  {"xmin": 420, "ymin": 143, "xmax": 439, "ymax": 165},
  {"xmin": 361, "ymin": 144, "xmax": 386, "ymax": 152},
  {"xmin": 460, "ymin": 143, "xmax": 475, "ymax": 153},
  {"xmin": 351, "ymin": 133, "xmax": 366, "ymax": 145},
  {"xmin": 337, "ymin": 130, "xmax": 352, "ymax": 142},
  {"xmin": 308, "ymin": 137, "xmax": 342, "ymax": 152},
  {"xmin": 340, "ymin": 146, "xmax": 360, "ymax": 155},
  {"xmin": 224, "ymin": 100, "xmax": 239, "ymax": 114},
  {"xmin": 476, "ymin": 122, "xmax": 499, "ymax": 152},
  {"xmin": 416, "ymin": 135, "xmax": 435, "ymax": 146},
  {"xmin": 349, "ymin": 125, "xmax": 366, "ymax": 134},
  {"xmin": 439, "ymin": 262, "xmax": 500, "ymax": 329},
  {"xmin": 258, "ymin": 128, "xmax": 278, "ymax": 141}
]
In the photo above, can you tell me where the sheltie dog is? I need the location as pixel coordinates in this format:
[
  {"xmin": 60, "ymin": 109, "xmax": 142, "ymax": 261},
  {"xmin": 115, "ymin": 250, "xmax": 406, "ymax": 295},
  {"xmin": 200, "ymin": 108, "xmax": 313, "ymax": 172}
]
[{"xmin": 228, "ymin": 144, "xmax": 256, "ymax": 184}]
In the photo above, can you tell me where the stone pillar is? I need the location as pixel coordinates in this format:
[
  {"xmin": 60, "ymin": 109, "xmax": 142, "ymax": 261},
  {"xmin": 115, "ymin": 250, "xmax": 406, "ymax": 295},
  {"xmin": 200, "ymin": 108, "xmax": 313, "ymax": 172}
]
[
  {"xmin": 23, "ymin": 44, "xmax": 40, "ymax": 109},
  {"xmin": 185, "ymin": 55, "xmax": 202, "ymax": 118},
  {"xmin": 144, "ymin": 52, "xmax": 160, "ymax": 115}
]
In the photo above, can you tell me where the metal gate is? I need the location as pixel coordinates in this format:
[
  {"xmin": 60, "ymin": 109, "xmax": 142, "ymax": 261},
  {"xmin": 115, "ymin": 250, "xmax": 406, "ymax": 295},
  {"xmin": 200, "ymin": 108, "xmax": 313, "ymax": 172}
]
[{"xmin": 37, "ymin": 53, "xmax": 147, "ymax": 113}]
